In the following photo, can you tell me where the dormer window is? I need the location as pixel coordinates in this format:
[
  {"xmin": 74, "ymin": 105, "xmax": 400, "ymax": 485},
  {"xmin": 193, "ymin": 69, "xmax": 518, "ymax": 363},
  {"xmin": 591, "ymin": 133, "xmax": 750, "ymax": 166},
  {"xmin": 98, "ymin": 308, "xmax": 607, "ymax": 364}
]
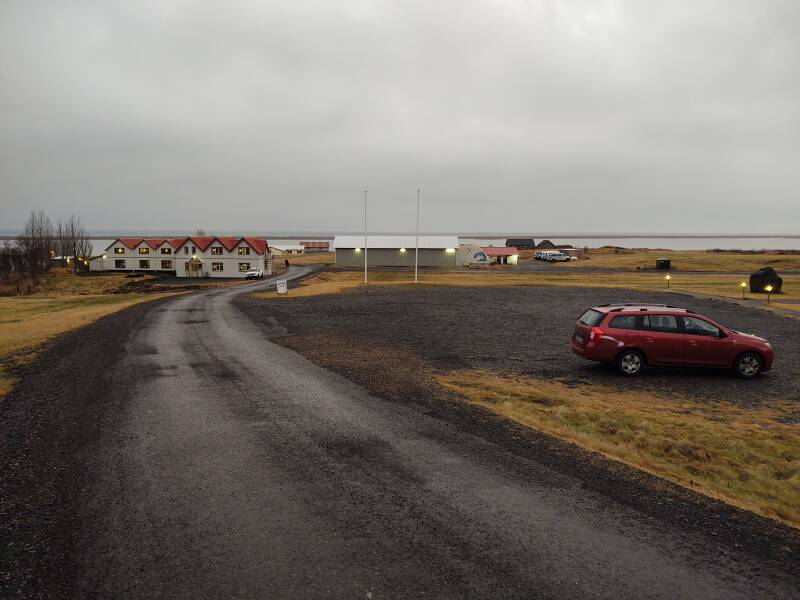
[
  {"xmin": 211, "ymin": 246, "xmax": 223, "ymax": 255},
  {"xmin": 114, "ymin": 247, "xmax": 125, "ymax": 254},
  {"xmin": 238, "ymin": 247, "xmax": 250, "ymax": 255},
  {"xmin": 161, "ymin": 247, "xmax": 172, "ymax": 255},
  {"xmin": 139, "ymin": 247, "xmax": 150, "ymax": 254}
]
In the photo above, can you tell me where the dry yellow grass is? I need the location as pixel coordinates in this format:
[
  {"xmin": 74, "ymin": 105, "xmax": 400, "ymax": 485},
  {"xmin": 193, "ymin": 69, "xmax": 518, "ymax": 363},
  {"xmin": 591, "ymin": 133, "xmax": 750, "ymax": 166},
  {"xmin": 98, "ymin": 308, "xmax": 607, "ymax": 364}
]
[
  {"xmin": 572, "ymin": 248, "xmax": 800, "ymax": 272},
  {"xmin": 0, "ymin": 268, "xmax": 155, "ymax": 296},
  {"xmin": 250, "ymin": 270, "xmax": 800, "ymax": 312},
  {"xmin": 438, "ymin": 369, "xmax": 800, "ymax": 529},
  {"xmin": 0, "ymin": 294, "xmax": 173, "ymax": 395}
]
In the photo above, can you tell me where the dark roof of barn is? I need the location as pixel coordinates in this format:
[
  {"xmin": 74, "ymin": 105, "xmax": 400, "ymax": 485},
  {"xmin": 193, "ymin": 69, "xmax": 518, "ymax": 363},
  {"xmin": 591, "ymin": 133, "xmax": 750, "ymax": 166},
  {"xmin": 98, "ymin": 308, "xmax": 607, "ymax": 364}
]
[{"xmin": 505, "ymin": 238, "xmax": 535, "ymax": 247}]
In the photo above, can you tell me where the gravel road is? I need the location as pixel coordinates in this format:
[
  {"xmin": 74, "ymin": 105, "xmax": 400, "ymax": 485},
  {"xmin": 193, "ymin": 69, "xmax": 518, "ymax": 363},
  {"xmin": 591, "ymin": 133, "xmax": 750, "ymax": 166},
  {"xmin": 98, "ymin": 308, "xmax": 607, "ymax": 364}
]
[{"xmin": 2, "ymin": 272, "xmax": 799, "ymax": 599}]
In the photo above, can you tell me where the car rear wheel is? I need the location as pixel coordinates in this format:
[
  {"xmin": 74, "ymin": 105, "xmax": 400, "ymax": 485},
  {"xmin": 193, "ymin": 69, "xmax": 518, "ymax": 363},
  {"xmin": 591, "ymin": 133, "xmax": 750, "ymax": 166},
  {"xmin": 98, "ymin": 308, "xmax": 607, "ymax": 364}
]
[
  {"xmin": 616, "ymin": 349, "xmax": 645, "ymax": 377},
  {"xmin": 734, "ymin": 352, "xmax": 763, "ymax": 379}
]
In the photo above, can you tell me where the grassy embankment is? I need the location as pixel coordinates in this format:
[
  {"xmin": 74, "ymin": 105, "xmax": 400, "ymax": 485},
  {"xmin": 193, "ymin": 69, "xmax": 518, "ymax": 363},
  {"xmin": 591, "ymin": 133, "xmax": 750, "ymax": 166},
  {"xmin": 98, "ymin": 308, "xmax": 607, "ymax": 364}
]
[
  {"xmin": 438, "ymin": 370, "xmax": 800, "ymax": 529},
  {"xmin": 251, "ymin": 269, "xmax": 800, "ymax": 312},
  {"xmin": 0, "ymin": 270, "xmax": 173, "ymax": 395}
]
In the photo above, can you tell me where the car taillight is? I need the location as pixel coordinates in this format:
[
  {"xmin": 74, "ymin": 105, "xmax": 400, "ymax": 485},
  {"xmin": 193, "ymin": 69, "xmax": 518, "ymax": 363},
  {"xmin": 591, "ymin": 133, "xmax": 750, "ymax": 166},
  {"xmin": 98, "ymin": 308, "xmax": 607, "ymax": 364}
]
[{"xmin": 589, "ymin": 327, "xmax": 604, "ymax": 341}]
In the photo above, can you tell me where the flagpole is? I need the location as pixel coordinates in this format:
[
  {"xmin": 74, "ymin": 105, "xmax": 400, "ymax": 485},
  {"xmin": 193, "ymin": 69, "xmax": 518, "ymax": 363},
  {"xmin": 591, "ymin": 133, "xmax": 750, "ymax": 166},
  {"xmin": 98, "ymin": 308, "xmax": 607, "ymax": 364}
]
[
  {"xmin": 364, "ymin": 190, "xmax": 368, "ymax": 284},
  {"xmin": 415, "ymin": 188, "xmax": 420, "ymax": 284}
]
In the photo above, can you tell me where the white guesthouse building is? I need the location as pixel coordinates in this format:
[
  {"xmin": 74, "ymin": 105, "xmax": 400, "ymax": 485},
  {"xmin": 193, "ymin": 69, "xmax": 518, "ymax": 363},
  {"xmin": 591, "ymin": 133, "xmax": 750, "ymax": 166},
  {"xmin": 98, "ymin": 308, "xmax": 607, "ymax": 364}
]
[{"xmin": 90, "ymin": 235, "xmax": 269, "ymax": 278}]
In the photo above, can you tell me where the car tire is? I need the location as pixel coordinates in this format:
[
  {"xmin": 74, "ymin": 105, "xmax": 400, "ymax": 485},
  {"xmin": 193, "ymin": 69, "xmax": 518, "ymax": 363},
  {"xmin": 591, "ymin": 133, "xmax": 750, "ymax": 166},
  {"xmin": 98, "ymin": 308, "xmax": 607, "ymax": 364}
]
[
  {"xmin": 616, "ymin": 349, "xmax": 645, "ymax": 377},
  {"xmin": 734, "ymin": 352, "xmax": 763, "ymax": 379}
]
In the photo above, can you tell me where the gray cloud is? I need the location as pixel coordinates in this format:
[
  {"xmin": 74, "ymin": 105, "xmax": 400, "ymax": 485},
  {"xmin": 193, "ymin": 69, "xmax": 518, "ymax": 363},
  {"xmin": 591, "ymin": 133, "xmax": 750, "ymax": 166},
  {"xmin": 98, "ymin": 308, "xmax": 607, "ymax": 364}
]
[{"xmin": 1, "ymin": 0, "xmax": 798, "ymax": 233}]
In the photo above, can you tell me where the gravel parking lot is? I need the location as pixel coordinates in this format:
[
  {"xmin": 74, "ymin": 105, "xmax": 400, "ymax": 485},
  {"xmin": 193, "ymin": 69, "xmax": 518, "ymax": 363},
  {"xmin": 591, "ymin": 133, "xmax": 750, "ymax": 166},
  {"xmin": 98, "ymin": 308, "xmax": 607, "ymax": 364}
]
[{"xmin": 238, "ymin": 285, "xmax": 800, "ymax": 405}]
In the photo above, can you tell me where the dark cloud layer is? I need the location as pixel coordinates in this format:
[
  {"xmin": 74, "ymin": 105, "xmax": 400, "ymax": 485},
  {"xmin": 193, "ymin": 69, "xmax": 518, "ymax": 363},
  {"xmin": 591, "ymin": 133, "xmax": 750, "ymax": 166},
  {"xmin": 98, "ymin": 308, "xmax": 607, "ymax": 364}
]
[{"xmin": 1, "ymin": 1, "xmax": 798, "ymax": 233}]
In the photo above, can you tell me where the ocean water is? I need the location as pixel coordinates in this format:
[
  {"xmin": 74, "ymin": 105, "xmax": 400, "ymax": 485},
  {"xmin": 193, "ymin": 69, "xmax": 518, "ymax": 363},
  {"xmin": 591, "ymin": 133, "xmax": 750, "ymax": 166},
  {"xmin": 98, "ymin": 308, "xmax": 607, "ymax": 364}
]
[{"xmin": 88, "ymin": 236, "xmax": 800, "ymax": 255}]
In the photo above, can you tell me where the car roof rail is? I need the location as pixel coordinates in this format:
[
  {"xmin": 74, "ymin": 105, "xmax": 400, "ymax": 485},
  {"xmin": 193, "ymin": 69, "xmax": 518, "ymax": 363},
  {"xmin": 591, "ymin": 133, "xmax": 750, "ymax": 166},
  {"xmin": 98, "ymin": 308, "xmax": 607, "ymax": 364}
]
[{"xmin": 599, "ymin": 303, "xmax": 682, "ymax": 308}]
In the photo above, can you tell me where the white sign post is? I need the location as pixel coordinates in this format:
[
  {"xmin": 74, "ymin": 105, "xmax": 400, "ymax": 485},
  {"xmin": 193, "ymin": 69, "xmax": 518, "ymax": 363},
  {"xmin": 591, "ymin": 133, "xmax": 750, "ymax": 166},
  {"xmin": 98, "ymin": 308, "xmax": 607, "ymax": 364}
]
[{"xmin": 276, "ymin": 279, "xmax": 288, "ymax": 295}]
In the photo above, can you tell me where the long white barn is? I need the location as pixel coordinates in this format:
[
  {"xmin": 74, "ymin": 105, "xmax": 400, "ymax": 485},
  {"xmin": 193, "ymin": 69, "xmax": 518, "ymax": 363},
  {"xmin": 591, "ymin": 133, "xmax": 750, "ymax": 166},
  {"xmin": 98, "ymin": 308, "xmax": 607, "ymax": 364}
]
[{"xmin": 89, "ymin": 235, "xmax": 269, "ymax": 278}]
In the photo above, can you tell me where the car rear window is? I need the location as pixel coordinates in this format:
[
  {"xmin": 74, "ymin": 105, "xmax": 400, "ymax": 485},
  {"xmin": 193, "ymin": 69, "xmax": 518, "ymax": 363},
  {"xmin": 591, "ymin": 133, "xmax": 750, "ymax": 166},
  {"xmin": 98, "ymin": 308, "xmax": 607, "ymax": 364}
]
[
  {"xmin": 609, "ymin": 314, "xmax": 639, "ymax": 329},
  {"xmin": 578, "ymin": 309, "xmax": 605, "ymax": 327}
]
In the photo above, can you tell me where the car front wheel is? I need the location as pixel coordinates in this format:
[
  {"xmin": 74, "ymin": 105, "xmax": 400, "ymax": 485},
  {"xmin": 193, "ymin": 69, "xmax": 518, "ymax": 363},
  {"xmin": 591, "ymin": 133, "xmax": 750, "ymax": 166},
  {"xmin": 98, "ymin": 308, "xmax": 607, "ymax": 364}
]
[
  {"xmin": 616, "ymin": 349, "xmax": 645, "ymax": 377},
  {"xmin": 734, "ymin": 352, "xmax": 763, "ymax": 379}
]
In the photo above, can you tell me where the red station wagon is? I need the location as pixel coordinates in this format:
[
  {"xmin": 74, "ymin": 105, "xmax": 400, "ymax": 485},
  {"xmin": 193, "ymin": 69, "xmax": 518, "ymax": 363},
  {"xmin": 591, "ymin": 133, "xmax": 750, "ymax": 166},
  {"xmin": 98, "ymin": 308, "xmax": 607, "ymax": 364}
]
[{"xmin": 571, "ymin": 304, "xmax": 774, "ymax": 378}]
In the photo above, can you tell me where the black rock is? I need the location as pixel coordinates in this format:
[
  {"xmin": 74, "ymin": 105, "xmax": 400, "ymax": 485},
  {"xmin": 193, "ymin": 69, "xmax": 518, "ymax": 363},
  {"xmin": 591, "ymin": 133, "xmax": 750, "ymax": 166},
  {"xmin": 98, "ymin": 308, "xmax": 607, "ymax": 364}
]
[{"xmin": 749, "ymin": 266, "xmax": 783, "ymax": 293}]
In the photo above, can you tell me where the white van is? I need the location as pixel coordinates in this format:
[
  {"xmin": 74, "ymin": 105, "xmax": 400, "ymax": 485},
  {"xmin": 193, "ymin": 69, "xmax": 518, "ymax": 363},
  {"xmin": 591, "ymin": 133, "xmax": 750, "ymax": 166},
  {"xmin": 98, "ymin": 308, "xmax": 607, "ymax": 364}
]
[{"xmin": 543, "ymin": 251, "xmax": 569, "ymax": 262}]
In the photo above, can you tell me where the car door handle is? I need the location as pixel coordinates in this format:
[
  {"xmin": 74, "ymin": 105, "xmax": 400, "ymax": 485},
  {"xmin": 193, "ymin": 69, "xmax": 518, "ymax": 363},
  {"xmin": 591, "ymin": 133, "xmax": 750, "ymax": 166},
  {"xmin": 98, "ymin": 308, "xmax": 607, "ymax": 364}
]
[
  {"xmin": 688, "ymin": 340, "xmax": 699, "ymax": 346},
  {"xmin": 643, "ymin": 336, "xmax": 656, "ymax": 343}
]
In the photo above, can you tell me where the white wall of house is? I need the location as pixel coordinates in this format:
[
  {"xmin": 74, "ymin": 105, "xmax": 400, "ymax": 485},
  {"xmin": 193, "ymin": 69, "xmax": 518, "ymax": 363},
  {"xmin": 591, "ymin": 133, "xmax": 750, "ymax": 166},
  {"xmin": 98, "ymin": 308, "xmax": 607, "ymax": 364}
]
[
  {"xmin": 91, "ymin": 237, "xmax": 267, "ymax": 278},
  {"xmin": 174, "ymin": 241, "xmax": 266, "ymax": 278}
]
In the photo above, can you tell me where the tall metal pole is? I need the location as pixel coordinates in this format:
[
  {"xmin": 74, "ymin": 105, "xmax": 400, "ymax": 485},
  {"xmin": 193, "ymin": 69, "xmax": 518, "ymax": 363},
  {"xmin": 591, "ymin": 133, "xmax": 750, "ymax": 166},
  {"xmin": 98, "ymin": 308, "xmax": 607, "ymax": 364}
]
[
  {"xmin": 415, "ymin": 188, "xmax": 420, "ymax": 284},
  {"xmin": 364, "ymin": 190, "xmax": 368, "ymax": 284}
]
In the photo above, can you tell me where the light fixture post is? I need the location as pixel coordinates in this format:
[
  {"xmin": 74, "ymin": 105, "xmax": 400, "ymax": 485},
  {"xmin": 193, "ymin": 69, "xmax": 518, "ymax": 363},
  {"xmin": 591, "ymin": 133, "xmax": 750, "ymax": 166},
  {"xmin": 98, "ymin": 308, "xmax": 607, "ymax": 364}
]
[
  {"xmin": 665, "ymin": 274, "xmax": 671, "ymax": 288},
  {"xmin": 415, "ymin": 188, "xmax": 420, "ymax": 284},
  {"xmin": 766, "ymin": 284, "xmax": 773, "ymax": 304},
  {"xmin": 741, "ymin": 281, "xmax": 746, "ymax": 299}
]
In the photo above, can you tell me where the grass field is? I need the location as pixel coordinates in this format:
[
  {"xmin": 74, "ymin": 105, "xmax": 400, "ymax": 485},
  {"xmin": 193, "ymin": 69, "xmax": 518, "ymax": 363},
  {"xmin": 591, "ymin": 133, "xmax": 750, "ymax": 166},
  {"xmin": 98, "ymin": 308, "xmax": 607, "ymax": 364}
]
[
  {"xmin": 251, "ymin": 270, "xmax": 800, "ymax": 312},
  {"xmin": 1, "ymin": 270, "xmax": 159, "ymax": 394},
  {"xmin": 438, "ymin": 370, "xmax": 800, "ymax": 529},
  {"xmin": 0, "ymin": 268, "xmax": 157, "ymax": 296},
  {"xmin": 572, "ymin": 248, "xmax": 800, "ymax": 272}
]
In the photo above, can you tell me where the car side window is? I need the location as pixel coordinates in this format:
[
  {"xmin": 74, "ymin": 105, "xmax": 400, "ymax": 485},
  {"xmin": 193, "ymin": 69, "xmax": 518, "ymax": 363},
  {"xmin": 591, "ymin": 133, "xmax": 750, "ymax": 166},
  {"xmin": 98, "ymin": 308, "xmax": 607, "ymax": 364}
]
[
  {"xmin": 642, "ymin": 314, "xmax": 679, "ymax": 333},
  {"xmin": 609, "ymin": 315, "xmax": 638, "ymax": 329},
  {"xmin": 682, "ymin": 316, "xmax": 720, "ymax": 337}
]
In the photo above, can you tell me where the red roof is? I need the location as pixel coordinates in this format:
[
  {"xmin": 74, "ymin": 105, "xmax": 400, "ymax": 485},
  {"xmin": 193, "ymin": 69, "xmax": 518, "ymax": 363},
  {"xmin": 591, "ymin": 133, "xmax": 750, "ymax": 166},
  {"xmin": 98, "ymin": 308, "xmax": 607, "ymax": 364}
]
[
  {"xmin": 215, "ymin": 236, "xmax": 240, "ymax": 252},
  {"xmin": 117, "ymin": 237, "xmax": 143, "ymax": 249},
  {"xmin": 243, "ymin": 237, "xmax": 268, "ymax": 255},
  {"xmin": 481, "ymin": 246, "xmax": 519, "ymax": 256},
  {"xmin": 110, "ymin": 235, "xmax": 267, "ymax": 254}
]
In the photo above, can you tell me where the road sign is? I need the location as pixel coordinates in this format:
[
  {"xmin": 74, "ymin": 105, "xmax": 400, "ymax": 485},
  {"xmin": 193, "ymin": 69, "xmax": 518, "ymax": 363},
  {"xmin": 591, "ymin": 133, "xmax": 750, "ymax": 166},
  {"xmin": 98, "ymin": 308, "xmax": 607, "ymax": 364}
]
[{"xmin": 276, "ymin": 279, "xmax": 288, "ymax": 295}]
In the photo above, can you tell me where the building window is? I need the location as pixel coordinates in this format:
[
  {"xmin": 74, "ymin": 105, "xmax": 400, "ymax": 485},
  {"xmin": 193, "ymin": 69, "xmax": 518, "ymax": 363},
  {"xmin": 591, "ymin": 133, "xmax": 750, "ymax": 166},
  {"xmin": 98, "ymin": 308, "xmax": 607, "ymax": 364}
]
[
  {"xmin": 191, "ymin": 246, "xmax": 196, "ymax": 253},
  {"xmin": 238, "ymin": 262, "xmax": 251, "ymax": 271},
  {"xmin": 139, "ymin": 259, "xmax": 150, "ymax": 269},
  {"xmin": 114, "ymin": 247, "xmax": 125, "ymax": 255},
  {"xmin": 161, "ymin": 260, "xmax": 173, "ymax": 270},
  {"xmin": 212, "ymin": 262, "xmax": 224, "ymax": 272},
  {"xmin": 184, "ymin": 247, "xmax": 189, "ymax": 255},
  {"xmin": 238, "ymin": 247, "xmax": 250, "ymax": 255},
  {"xmin": 114, "ymin": 259, "xmax": 126, "ymax": 268},
  {"xmin": 138, "ymin": 247, "xmax": 150, "ymax": 254},
  {"xmin": 211, "ymin": 246, "xmax": 223, "ymax": 255},
  {"xmin": 184, "ymin": 262, "xmax": 190, "ymax": 270},
  {"xmin": 161, "ymin": 247, "xmax": 172, "ymax": 255}
]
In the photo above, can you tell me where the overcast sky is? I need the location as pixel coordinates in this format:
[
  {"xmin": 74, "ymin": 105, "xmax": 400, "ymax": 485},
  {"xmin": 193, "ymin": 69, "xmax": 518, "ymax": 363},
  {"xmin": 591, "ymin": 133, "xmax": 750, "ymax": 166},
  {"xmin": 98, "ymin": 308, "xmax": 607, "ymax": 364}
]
[{"xmin": 1, "ymin": 1, "xmax": 798, "ymax": 234}]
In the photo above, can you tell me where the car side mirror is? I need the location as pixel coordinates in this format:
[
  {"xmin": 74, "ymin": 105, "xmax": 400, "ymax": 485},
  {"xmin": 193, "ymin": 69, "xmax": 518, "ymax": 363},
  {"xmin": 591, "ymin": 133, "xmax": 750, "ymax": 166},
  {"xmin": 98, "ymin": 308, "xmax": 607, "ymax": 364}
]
[{"xmin": 719, "ymin": 330, "xmax": 727, "ymax": 338}]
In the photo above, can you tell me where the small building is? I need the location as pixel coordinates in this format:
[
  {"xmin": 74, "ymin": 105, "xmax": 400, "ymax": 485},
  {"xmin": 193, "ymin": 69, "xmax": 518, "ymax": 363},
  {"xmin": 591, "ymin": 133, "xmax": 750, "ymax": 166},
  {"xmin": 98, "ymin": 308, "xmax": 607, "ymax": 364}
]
[
  {"xmin": 506, "ymin": 238, "xmax": 536, "ymax": 250},
  {"xmin": 334, "ymin": 235, "xmax": 459, "ymax": 268},
  {"xmin": 482, "ymin": 246, "xmax": 519, "ymax": 265},
  {"xmin": 301, "ymin": 241, "xmax": 331, "ymax": 252},
  {"xmin": 456, "ymin": 244, "xmax": 488, "ymax": 266},
  {"xmin": 536, "ymin": 239, "xmax": 558, "ymax": 250},
  {"xmin": 270, "ymin": 244, "xmax": 305, "ymax": 255}
]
